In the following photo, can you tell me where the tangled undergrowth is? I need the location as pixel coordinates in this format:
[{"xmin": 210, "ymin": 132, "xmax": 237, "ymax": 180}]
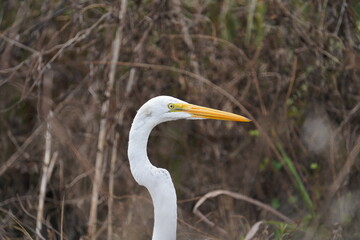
[{"xmin": 0, "ymin": 0, "xmax": 359, "ymax": 239}]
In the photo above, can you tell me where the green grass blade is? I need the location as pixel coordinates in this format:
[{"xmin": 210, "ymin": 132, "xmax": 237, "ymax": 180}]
[{"xmin": 277, "ymin": 143, "xmax": 315, "ymax": 215}]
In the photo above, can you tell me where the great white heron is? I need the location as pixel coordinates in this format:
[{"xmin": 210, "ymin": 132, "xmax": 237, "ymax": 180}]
[{"xmin": 128, "ymin": 96, "xmax": 250, "ymax": 240}]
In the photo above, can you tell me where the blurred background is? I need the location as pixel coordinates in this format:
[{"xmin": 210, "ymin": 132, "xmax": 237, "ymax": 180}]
[{"xmin": 0, "ymin": 0, "xmax": 359, "ymax": 239}]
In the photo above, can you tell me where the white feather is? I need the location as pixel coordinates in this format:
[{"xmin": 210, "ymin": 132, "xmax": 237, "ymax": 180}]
[{"xmin": 128, "ymin": 96, "xmax": 190, "ymax": 240}]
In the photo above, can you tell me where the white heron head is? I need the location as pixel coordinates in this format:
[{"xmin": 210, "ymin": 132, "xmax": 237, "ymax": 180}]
[{"xmin": 134, "ymin": 96, "xmax": 250, "ymax": 128}]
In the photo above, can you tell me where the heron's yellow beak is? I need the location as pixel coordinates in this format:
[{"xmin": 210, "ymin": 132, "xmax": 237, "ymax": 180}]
[{"xmin": 175, "ymin": 103, "xmax": 251, "ymax": 122}]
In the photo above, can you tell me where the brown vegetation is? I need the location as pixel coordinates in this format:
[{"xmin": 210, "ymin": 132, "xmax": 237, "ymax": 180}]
[{"xmin": 0, "ymin": 0, "xmax": 359, "ymax": 239}]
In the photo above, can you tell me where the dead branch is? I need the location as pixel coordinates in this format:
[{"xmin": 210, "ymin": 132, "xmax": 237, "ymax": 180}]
[
  {"xmin": 171, "ymin": 0, "xmax": 200, "ymax": 75},
  {"xmin": 35, "ymin": 114, "xmax": 52, "ymax": 239},
  {"xmin": 107, "ymin": 106, "xmax": 126, "ymax": 240},
  {"xmin": 193, "ymin": 189, "xmax": 295, "ymax": 235},
  {"xmin": 125, "ymin": 19, "xmax": 153, "ymax": 96}
]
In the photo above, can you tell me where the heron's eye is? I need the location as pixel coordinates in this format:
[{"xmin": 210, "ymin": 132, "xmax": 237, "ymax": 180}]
[{"xmin": 168, "ymin": 103, "xmax": 175, "ymax": 110}]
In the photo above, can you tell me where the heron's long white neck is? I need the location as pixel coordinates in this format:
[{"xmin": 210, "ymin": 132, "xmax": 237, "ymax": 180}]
[{"xmin": 128, "ymin": 116, "xmax": 177, "ymax": 240}]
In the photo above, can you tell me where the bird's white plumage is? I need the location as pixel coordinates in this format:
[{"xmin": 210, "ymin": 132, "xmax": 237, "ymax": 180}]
[
  {"xmin": 128, "ymin": 96, "xmax": 249, "ymax": 240},
  {"xmin": 128, "ymin": 96, "xmax": 189, "ymax": 240}
]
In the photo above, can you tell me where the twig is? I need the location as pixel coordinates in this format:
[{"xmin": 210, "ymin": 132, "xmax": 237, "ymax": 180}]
[
  {"xmin": 17, "ymin": 196, "xmax": 47, "ymax": 240},
  {"xmin": 35, "ymin": 129, "xmax": 52, "ymax": 238},
  {"xmin": 125, "ymin": 19, "xmax": 153, "ymax": 96},
  {"xmin": 0, "ymin": 125, "xmax": 44, "ymax": 176},
  {"xmin": 0, "ymin": 1, "xmax": 31, "ymax": 70},
  {"xmin": 316, "ymin": 47, "xmax": 341, "ymax": 64},
  {"xmin": 329, "ymin": 102, "xmax": 360, "ymax": 181},
  {"xmin": 248, "ymin": 46, "xmax": 268, "ymax": 115},
  {"xmin": 177, "ymin": 217, "xmax": 219, "ymax": 240},
  {"xmin": 193, "ymin": 189, "xmax": 295, "ymax": 235},
  {"xmin": 87, "ymin": 1, "xmax": 127, "ymax": 238},
  {"xmin": 0, "ymin": 195, "xmax": 35, "ymax": 207},
  {"xmin": 334, "ymin": 0, "xmax": 347, "ymax": 36},
  {"xmin": 36, "ymin": 68, "xmax": 54, "ymax": 239},
  {"xmin": 7, "ymin": 129, "xmax": 30, "ymax": 160},
  {"xmin": 249, "ymin": 64, "xmax": 267, "ymax": 115},
  {"xmin": 46, "ymin": 151, "xmax": 58, "ymax": 183},
  {"xmin": 0, "ymin": 33, "xmax": 40, "ymax": 55},
  {"xmin": 60, "ymin": 194, "xmax": 65, "ymax": 240},
  {"xmin": 0, "ymin": 207, "xmax": 34, "ymax": 240},
  {"xmin": 244, "ymin": 221, "xmax": 264, "ymax": 240},
  {"xmin": 65, "ymin": 169, "xmax": 94, "ymax": 189},
  {"xmin": 107, "ymin": 106, "xmax": 126, "ymax": 240},
  {"xmin": 245, "ymin": 0, "xmax": 257, "ymax": 44},
  {"xmin": 36, "ymin": 120, "xmax": 53, "ymax": 239},
  {"xmin": 318, "ymin": 0, "xmax": 329, "ymax": 34},
  {"xmin": 107, "ymin": 131, "xmax": 118, "ymax": 240},
  {"xmin": 164, "ymin": 33, "xmax": 250, "ymax": 62},
  {"xmin": 171, "ymin": 0, "xmax": 200, "ymax": 75},
  {"xmin": 329, "ymin": 135, "xmax": 360, "ymax": 197},
  {"xmin": 284, "ymin": 56, "xmax": 298, "ymax": 108}
]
